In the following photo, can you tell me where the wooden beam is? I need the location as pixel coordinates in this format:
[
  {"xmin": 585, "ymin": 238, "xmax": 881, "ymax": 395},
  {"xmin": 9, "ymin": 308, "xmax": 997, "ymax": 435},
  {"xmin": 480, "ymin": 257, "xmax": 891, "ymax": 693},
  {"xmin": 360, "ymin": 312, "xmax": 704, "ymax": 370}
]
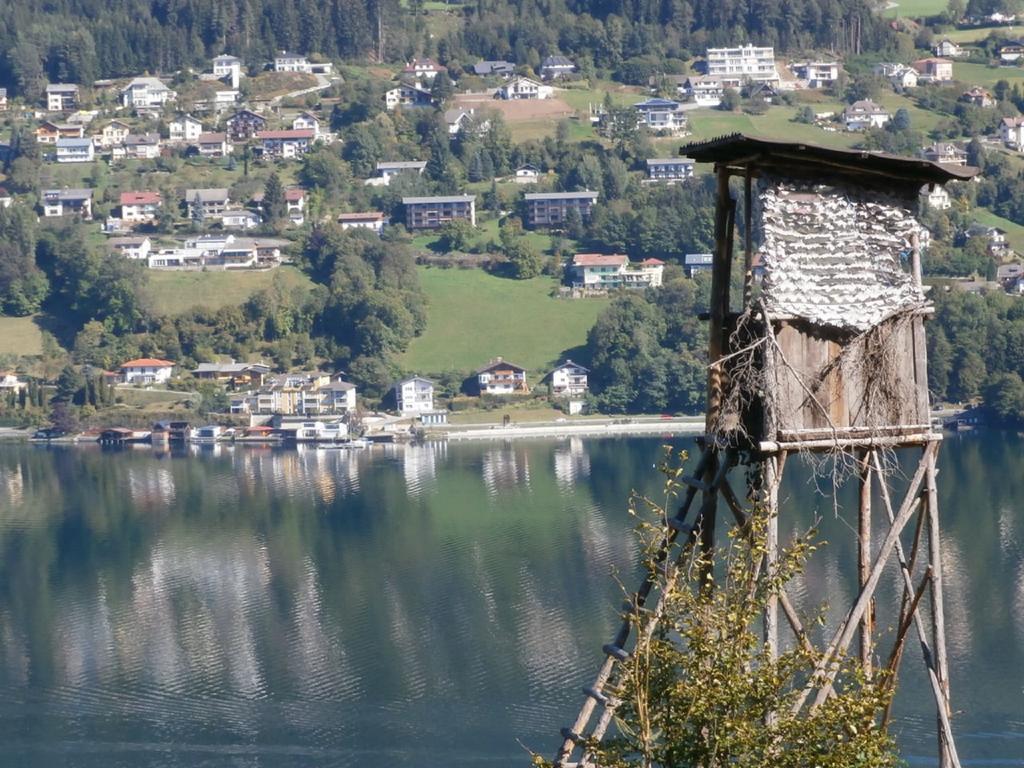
[
  {"xmin": 743, "ymin": 168, "xmax": 754, "ymax": 306},
  {"xmin": 926, "ymin": 450, "xmax": 953, "ymax": 768},
  {"xmin": 706, "ymin": 165, "xmax": 734, "ymax": 433},
  {"xmin": 765, "ymin": 453, "xmax": 780, "ymax": 660},
  {"xmin": 858, "ymin": 450, "xmax": 874, "ymax": 676},
  {"xmin": 796, "ymin": 441, "xmax": 936, "ymax": 714},
  {"xmin": 871, "ymin": 450, "xmax": 961, "ymax": 768}
]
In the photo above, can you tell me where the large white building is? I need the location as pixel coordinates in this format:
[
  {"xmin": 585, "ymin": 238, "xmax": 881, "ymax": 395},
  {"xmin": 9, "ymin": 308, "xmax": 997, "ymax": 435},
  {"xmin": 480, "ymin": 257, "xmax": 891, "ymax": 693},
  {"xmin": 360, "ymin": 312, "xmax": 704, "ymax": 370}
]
[
  {"xmin": 706, "ymin": 45, "xmax": 779, "ymax": 86},
  {"xmin": 394, "ymin": 377, "xmax": 435, "ymax": 414},
  {"xmin": 569, "ymin": 254, "xmax": 664, "ymax": 290},
  {"xmin": 121, "ymin": 77, "xmax": 177, "ymax": 109}
]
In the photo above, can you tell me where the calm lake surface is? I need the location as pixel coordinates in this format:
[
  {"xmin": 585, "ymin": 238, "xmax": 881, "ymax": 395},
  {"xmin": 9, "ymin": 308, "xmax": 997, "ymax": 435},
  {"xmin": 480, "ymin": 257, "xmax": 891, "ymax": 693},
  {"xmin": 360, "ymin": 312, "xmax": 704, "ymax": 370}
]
[{"xmin": 0, "ymin": 435, "xmax": 1020, "ymax": 767}]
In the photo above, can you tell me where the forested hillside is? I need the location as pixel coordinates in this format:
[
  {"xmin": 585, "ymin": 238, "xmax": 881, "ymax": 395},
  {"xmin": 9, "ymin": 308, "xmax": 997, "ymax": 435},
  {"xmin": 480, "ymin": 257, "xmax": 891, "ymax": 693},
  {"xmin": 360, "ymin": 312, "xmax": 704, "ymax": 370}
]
[{"xmin": 0, "ymin": 0, "xmax": 890, "ymax": 96}]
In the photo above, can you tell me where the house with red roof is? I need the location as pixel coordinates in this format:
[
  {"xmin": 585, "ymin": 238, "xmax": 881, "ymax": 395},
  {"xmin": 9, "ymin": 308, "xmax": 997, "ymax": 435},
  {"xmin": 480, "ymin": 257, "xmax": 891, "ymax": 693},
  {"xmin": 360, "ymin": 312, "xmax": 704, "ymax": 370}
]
[
  {"xmin": 569, "ymin": 253, "xmax": 665, "ymax": 291},
  {"xmin": 120, "ymin": 358, "xmax": 175, "ymax": 385},
  {"xmin": 120, "ymin": 191, "xmax": 162, "ymax": 223},
  {"xmin": 403, "ymin": 57, "xmax": 446, "ymax": 82}
]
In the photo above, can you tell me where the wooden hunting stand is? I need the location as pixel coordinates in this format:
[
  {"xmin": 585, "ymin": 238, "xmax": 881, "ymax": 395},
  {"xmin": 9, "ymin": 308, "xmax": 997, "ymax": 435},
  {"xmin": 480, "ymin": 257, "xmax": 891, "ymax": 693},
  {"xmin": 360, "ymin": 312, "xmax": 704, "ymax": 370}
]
[{"xmin": 554, "ymin": 135, "xmax": 977, "ymax": 768}]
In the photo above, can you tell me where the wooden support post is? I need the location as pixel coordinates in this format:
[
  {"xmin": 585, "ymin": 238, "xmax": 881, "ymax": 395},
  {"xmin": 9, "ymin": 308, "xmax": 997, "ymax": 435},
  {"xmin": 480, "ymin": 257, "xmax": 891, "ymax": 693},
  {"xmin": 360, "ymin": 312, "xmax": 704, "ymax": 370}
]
[
  {"xmin": 872, "ymin": 450, "xmax": 961, "ymax": 768},
  {"xmin": 797, "ymin": 441, "xmax": 936, "ymax": 714},
  {"xmin": 743, "ymin": 168, "xmax": 754, "ymax": 306},
  {"xmin": 858, "ymin": 450, "xmax": 874, "ymax": 677},
  {"xmin": 911, "ymin": 227, "xmax": 922, "ymax": 288},
  {"xmin": 707, "ymin": 165, "xmax": 733, "ymax": 433},
  {"xmin": 764, "ymin": 452, "xmax": 780, "ymax": 660},
  {"xmin": 926, "ymin": 449, "xmax": 953, "ymax": 768}
]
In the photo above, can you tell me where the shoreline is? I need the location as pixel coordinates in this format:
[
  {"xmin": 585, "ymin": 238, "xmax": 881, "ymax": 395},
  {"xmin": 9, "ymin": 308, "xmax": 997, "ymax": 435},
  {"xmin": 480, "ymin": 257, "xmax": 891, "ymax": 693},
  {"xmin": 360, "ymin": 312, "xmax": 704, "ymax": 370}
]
[{"xmin": 429, "ymin": 416, "xmax": 706, "ymax": 441}]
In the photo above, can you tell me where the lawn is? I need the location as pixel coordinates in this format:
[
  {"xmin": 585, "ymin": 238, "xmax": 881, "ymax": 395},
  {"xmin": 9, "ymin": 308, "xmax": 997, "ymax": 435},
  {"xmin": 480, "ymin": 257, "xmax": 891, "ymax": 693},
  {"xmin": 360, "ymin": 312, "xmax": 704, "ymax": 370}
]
[
  {"xmin": 0, "ymin": 316, "xmax": 45, "ymax": 357},
  {"xmin": 140, "ymin": 266, "xmax": 315, "ymax": 316},
  {"xmin": 943, "ymin": 26, "xmax": 1019, "ymax": 44},
  {"xmin": 558, "ymin": 81, "xmax": 647, "ymax": 112},
  {"xmin": 682, "ymin": 105, "xmax": 861, "ymax": 149},
  {"xmin": 400, "ymin": 267, "xmax": 607, "ymax": 375},
  {"xmin": 973, "ymin": 208, "xmax": 1024, "ymax": 253},
  {"xmin": 882, "ymin": 0, "xmax": 947, "ymax": 17},
  {"xmin": 953, "ymin": 61, "xmax": 1024, "ymax": 88}
]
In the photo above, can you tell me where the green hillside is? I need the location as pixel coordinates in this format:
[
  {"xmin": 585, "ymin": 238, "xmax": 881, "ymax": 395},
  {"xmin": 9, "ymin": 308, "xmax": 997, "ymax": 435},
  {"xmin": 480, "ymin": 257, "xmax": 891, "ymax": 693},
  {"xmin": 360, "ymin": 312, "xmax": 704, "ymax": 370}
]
[
  {"xmin": 141, "ymin": 267, "xmax": 315, "ymax": 317},
  {"xmin": 401, "ymin": 267, "xmax": 607, "ymax": 375}
]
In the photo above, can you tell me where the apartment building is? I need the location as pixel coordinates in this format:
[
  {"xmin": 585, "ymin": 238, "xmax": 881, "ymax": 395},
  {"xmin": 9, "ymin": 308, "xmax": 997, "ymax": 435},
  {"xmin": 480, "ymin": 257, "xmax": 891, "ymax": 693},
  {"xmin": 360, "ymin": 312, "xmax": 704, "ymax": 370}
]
[{"xmin": 403, "ymin": 195, "xmax": 476, "ymax": 229}]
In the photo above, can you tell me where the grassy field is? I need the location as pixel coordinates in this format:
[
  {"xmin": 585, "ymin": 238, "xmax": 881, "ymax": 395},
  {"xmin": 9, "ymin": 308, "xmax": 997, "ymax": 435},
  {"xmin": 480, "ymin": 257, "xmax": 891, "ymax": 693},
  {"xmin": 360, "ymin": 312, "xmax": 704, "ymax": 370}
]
[
  {"xmin": 682, "ymin": 105, "xmax": 861, "ymax": 149},
  {"xmin": 0, "ymin": 316, "xmax": 45, "ymax": 357},
  {"xmin": 942, "ymin": 26, "xmax": 1012, "ymax": 43},
  {"xmin": 400, "ymin": 267, "xmax": 607, "ymax": 375},
  {"xmin": 953, "ymin": 61, "xmax": 1024, "ymax": 87},
  {"xmin": 882, "ymin": 0, "xmax": 947, "ymax": 17},
  {"xmin": 974, "ymin": 208, "xmax": 1024, "ymax": 253},
  {"xmin": 141, "ymin": 266, "xmax": 315, "ymax": 317}
]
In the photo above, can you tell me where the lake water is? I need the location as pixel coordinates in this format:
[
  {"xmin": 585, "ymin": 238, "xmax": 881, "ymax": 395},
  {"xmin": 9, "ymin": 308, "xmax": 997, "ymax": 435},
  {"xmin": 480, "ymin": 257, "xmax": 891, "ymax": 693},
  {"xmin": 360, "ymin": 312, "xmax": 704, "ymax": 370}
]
[{"xmin": 0, "ymin": 435, "xmax": 1020, "ymax": 767}]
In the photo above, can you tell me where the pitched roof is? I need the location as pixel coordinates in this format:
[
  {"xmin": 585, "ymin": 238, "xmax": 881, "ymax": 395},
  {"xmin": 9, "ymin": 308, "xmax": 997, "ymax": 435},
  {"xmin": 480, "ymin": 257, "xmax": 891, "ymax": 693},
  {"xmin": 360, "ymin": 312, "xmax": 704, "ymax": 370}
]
[
  {"xmin": 120, "ymin": 191, "xmax": 161, "ymax": 205},
  {"xmin": 121, "ymin": 358, "xmax": 174, "ymax": 368},
  {"xmin": 197, "ymin": 132, "xmax": 227, "ymax": 142},
  {"xmin": 285, "ymin": 188, "xmax": 305, "ymax": 200},
  {"xmin": 108, "ymin": 236, "xmax": 150, "ymax": 247},
  {"xmin": 476, "ymin": 357, "xmax": 527, "ymax": 374},
  {"xmin": 552, "ymin": 359, "xmax": 589, "ymax": 373},
  {"xmin": 338, "ymin": 211, "xmax": 387, "ymax": 221},
  {"xmin": 572, "ymin": 253, "xmax": 628, "ymax": 267},
  {"xmin": 185, "ymin": 188, "xmax": 230, "ymax": 202},
  {"xmin": 679, "ymin": 133, "xmax": 978, "ymax": 189},
  {"xmin": 256, "ymin": 129, "xmax": 314, "ymax": 140}
]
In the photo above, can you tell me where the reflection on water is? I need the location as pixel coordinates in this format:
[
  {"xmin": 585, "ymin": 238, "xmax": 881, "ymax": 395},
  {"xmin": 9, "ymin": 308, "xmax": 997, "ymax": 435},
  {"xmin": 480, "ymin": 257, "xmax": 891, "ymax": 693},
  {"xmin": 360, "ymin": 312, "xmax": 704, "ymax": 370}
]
[{"xmin": 0, "ymin": 435, "xmax": 1020, "ymax": 767}]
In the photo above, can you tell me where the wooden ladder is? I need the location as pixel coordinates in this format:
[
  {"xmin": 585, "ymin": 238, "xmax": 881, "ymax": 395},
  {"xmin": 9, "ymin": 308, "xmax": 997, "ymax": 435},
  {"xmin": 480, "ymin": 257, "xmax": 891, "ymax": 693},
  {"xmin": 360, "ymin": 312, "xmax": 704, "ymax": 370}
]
[{"xmin": 553, "ymin": 444, "xmax": 735, "ymax": 767}]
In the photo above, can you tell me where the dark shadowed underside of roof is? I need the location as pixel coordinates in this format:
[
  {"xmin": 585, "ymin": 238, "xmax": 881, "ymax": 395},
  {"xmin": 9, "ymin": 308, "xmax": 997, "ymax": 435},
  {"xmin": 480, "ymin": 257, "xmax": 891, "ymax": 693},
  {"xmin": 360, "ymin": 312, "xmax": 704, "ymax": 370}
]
[{"xmin": 680, "ymin": 133, "xmax": 978, "ymax": 192}]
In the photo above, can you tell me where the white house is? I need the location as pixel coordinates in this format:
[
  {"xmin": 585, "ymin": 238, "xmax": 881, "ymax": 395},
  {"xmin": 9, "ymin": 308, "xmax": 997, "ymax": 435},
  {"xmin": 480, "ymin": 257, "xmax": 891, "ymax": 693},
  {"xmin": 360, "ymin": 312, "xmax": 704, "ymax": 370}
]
[
  {"xmin": 0, "ymin": 373, "xmax": 26, "ymax": 394},
  {"xmin": 274, "ymin": 51, "xmax": 311, "ymax": 73},
  {"xmin": 497, "ymin": 76, "xmax": 552, "ymax": 100},
  {"xmin": 912, "ymin": 57, "xmax": 954, "ymax": 83},
  {"xmin": 403, "ymin": 58, "xmax": 446, "ymax": 81},
  {"xmin": 548, "ymin": 360, "xmax": 589, "ymax": 397},
  {"xmin": 121, "ymin": 358, "xmax": 175, "ymax": 385},
  {"xmin": 96, "ymin": 120, "xmax": 131, "ymax": 148},
  {"xmin": 998, "ymin": 41, "xmax": 1024, "ymax": 63},
  {"xmin": 934, "ymin": 39, "xmax": 963, "ymax": 58},
  {"xmin": 874, "ymin": 63, "xmax": 919, "ymax": 89},
  {"xmin": 793, "ymin": 61, "xmax": 840, "ymax": 88},
  {"xmin": 121, "ymin": 77, "xmax": 177, "ymax": 109},
  {"xmin": 1002, "ymin": 116, "xmax": 1024, "ymax": 148},
  {"xmin": 285, "ymin": 188, "xmax": 305, "ymax": 225},
  {"xmin": 212, "ymin": 210, "xmax": 262, "ymax": 229},
  {"xmin": 255, "ymin": 129, "xmax": 314, "ymax": 158},
  {"xmin": 920, "ymin": 185, "xmax": 951, "ymax": 210},
  {"xmin": 540, "ymin": 55, "xmax": 576, "ymax": 80},
  {"xmin": 922, "ymin": 142, "xmax": 967, "ymax": 166},
  {"xmin": 108, "ymin": 236, "xmax": 152, "ymax": 260},
  {"xmin": 384, "ymin": 83, "xmax": 435, "ymax": 110},
  {"xmin": 185, "ymin": 188, "xmax": 230, "ymax": 217},
  {"xmin": 395, "ymin": 376, "xmax": 435, "ymax": 413},
  {"xmin": 682, "ymin": 75, "xmax": 725, "ymax": 106},
  {"xmin": 843, "ymin": 100, "xmax": 890, "ymax": 131},
  {"xmin": 633, "ymin": 98, "xmax": 688, "ymax": 133},
  {"xmin": 120, "ymin": 191, "xmax": 162, "ymax": 222},
  {"xmin": 55, "ymin": 138, "xmax": 95, "ymax": 163},
  {"xmin": 46, "ymin": 83, "xmax": 79, "ymax": 112},
  {"xmin": 374, "ymin": 160, "xmax": 427, "ymax": 184},
  {"xmin": 169, "ymin": 114, "xmax": 203, "ymax": 143},
  {"xmin": 476, "ymin": 358, "xmax": 529, "ymax": 394},
  {"xmin": 40, "ymin": 188, "xmax": 92, "ymax": 219},
  {"xmin": 120, "ymin": 133, "xmax": 161, "ymax": 160},
  {"xmin": 568, "ymin": 253, "xmax": 665, "ymax": 290},
  {"xmin": 292, "ymin": 112, "xmax": 320, "ymax": 136},
  {"xmin": 212, "ymin": 54, "xmax": 242, "ymax": 89},
  {"xmin": 646, "ymin": 158, "xmax": 695, "ymax": 182},
  {"xmin": 195, "ymin": 132, "xmax": 232, "ymax": 157},
  {"xmin": 514, "ymin": 165, "xmax": 540, "ymax": 183},
  {"xmin": 338, "ymin": 211, "xmax": 389, "ymax": 234},
  {"xmin": 706, "ymin": 45, "xmax": 779, "ymax": 86}
]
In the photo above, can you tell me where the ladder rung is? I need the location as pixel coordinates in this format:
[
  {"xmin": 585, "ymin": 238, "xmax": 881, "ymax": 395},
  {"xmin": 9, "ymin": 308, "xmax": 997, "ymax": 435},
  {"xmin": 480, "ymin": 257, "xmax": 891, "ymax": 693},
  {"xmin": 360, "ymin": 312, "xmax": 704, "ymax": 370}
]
[
  {"xmin": 603, "ymin": 642, "xmax": 629, "ymax": 661},
  {"xmin": 560, "ymin": 727, "xmax": 583, "ymax": 743},
  {"xmin": 582, "ymin": 686, "xmax": 609, "ymax": 705},
  {"xmin": 682, "ymin": 475, "xmax": 711, "ymax": 492}
]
